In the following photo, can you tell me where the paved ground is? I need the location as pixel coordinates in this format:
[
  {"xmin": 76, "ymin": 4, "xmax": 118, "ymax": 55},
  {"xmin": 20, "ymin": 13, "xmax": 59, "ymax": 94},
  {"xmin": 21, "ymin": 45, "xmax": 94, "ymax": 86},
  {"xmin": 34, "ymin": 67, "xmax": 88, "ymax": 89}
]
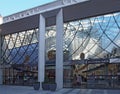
[{"xmin": 0, "ymin": 85, "xmax": 120, "ymax": 94}]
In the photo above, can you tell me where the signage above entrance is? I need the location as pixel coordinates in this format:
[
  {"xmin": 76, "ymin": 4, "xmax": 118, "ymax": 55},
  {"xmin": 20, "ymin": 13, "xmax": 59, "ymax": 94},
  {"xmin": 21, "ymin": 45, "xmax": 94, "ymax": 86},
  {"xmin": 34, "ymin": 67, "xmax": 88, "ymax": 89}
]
[
  {"xmin": 62, "ymin": 0, "xmax": 89, "ymax": 5},
  {"xmin": 87, "ymin": 58, "xmax": 109, "ymax": 64},
  {"xmin": 69, "ymin": 58, "xmax": 109, "ymax": 65},
  {"xmin": 3, "ymin": 0, "xmax": 89, "ymax": 23},
  {"xmin": 110, "ymin": 58, "xmax": 120, "ymax": 63}
]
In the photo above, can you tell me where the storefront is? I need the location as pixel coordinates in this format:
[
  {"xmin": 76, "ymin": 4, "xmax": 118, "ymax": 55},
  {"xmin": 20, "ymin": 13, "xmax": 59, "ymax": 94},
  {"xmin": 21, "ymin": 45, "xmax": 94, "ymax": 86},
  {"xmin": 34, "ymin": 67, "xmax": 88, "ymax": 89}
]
[
  {"xmin": 63, "ymin": 59, "xmax": 120, "ymax": 89},
  {"xmin": 0, "ymin": 1, "xmax": 120, "ymax": 89}
]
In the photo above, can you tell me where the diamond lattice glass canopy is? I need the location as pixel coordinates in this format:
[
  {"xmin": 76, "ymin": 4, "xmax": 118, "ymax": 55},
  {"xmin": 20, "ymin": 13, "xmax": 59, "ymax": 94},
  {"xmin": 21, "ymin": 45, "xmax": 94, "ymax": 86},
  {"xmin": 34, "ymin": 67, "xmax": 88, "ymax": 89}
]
[{"xmin": 1, "ymin": 12, "xmax": 120, "ymax": 65}]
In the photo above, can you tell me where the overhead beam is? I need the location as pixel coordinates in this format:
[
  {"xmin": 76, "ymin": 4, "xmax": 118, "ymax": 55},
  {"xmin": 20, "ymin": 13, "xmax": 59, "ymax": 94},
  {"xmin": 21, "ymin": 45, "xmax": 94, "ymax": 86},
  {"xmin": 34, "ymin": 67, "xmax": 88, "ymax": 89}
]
[{"xmin": 0, "ymin": 0, "xmax": 120, "ymax": 35}]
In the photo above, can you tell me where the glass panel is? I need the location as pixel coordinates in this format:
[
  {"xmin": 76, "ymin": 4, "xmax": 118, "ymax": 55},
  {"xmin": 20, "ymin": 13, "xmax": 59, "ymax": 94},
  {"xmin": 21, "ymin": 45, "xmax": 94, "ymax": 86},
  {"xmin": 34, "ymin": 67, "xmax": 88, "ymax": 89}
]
[
  {"xmin": 45, "ymin": 26, "xmax": 56, "ymax": 83},
  {"xmin": 63, "ymin": 12, "xmax": 120, "ymax": 88},
  {"xmin": 1, "ymin": 29, "xmax": 39, "ymax": 85},
  {"xmin": 1, "ymin": 12, "xmax": 120, "ymax": 88}
]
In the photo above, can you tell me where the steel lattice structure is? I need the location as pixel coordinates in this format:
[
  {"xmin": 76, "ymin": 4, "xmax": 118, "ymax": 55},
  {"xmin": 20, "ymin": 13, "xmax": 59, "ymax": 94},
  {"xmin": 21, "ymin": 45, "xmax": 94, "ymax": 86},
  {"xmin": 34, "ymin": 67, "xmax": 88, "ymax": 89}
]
[{"xmin": 1, "ymin": 12, "xmax": 120, "ymax": 65}]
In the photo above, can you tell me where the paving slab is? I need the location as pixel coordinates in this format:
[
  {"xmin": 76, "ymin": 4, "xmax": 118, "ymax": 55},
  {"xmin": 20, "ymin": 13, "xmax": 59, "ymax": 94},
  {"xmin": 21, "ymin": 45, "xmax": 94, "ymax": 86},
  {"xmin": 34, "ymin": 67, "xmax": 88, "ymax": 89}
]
[{"xmin": 0, "ymin": 85, "xmax": 120, "ymax": 94}]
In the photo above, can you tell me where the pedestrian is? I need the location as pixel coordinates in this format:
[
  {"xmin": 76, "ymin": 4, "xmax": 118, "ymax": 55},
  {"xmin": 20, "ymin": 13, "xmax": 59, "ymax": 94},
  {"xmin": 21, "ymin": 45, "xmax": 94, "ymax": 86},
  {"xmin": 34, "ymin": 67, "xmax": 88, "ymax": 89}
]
[
  {"xmin": 72, "ymin": 74, "xmax": 77, "ymax": 87},
  {"xmin": 76, "ymin": 75, "xmax": 82, "ymax": 86},
  {"xmin": 117, "ymin": 71, "xmax": 120, "ymax": 86}
]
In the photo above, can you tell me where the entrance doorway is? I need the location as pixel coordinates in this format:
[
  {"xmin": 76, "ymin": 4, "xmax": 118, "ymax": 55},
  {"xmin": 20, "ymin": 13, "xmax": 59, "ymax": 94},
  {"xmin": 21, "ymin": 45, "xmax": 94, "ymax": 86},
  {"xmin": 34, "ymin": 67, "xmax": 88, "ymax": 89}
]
[
  {"xmin": 63, "ymin": 60, "xmax": 120, "ymax": 89},
  {"xmin": 3, "ymin": 64, "xmax": 38, "ymax": 86}
]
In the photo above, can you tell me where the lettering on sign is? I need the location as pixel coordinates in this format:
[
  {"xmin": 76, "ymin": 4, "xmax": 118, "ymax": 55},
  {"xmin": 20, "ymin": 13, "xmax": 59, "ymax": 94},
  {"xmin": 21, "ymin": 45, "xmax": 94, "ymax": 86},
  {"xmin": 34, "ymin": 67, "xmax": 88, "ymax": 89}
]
[
  {"xmin": 62, "ymin": 0, "xmax": 89, "ymax": 5},
  {"xmin": 4, "ymin": 0, "xmax": 89, "ymax": 23}
]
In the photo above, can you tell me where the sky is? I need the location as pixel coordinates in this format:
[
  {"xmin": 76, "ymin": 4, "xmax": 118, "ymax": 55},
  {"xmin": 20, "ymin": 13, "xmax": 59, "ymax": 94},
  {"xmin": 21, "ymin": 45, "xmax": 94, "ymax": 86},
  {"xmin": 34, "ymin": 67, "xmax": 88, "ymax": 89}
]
[{"xmin": 0, "ymin": 0, "xmax": 55, "ymax": 17}]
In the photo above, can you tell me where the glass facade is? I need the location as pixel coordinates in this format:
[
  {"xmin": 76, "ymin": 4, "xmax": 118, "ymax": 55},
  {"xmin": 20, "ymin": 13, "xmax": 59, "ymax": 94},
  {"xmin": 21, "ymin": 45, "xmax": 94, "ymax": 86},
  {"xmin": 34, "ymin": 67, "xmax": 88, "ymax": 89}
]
[{"xmin": 0, "ymin": 12, "xmax": 120, "ymax": 88}]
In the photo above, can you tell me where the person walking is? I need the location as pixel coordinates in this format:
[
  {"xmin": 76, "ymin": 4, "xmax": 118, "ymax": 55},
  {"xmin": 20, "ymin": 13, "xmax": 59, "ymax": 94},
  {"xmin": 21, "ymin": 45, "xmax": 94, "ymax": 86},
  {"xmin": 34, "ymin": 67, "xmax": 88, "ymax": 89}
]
[
  {"xmin": 76, "ymin": 74, "xmax": 82, "ymax": 86},
  {"xmin": 72, "ymin": 74, "xmax": 77, "ymax": 87}
]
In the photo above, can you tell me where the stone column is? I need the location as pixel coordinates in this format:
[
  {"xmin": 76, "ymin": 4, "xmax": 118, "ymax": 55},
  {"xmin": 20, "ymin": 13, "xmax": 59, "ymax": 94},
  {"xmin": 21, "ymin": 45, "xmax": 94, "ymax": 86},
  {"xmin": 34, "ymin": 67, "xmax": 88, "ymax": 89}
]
[
  {"xmin": 38, "ymin": 14, "xmax": 45, "ymax": 89},
  {"xmin": 56, "ymin": 9, "xmax": 64, "ymax": 89}
]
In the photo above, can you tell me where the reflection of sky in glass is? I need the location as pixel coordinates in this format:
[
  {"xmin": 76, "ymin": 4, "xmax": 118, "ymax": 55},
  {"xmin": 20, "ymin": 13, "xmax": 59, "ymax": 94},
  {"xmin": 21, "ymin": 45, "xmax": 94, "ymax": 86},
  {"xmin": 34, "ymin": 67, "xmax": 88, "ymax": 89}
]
[
  {"xmin": 1, "ymin": 12, "xmax": 120, "ymax": 65},
  {"xmin": 63, "ymin": 13, "xmax": 120, "ymax": 60}
]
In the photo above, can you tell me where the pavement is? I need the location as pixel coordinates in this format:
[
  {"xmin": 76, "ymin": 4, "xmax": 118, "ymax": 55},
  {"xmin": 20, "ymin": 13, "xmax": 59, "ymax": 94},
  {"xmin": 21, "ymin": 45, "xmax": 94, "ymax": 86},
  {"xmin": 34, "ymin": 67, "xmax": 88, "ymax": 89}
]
[{"xmin": 0, "ymin": 85, "xmax": 120, "ymax": 94}]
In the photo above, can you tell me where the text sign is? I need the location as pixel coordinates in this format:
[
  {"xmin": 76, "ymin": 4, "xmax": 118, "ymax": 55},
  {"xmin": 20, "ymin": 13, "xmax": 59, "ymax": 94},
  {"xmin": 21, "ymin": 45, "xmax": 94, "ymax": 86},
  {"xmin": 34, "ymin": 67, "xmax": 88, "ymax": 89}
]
[
  {"xmin": 110, "ymin": 58, "xmax": 120, "ymax": 63},
  {"xmin": 87, "ymin": 58, "xmax": 109, "ymax": 64},
  {"xmin": 62, "ymin": 0, "xmax": 89, "ymax": 5}
]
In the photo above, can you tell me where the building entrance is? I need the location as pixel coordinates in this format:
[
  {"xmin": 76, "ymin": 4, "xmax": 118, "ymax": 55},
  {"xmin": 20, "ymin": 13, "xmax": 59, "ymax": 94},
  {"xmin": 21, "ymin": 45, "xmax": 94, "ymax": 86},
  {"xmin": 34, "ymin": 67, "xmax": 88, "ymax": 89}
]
[
  {"xmin": 2, "ymin": 61, "xmax": 120, "ymax": 89},
  {"xmin": 63, "ymin": 60, "xmax": 120, "ymax": 89},
  {"xmin": 3, "ymin": 64, "xmax": 38, "ymax": 86}
]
